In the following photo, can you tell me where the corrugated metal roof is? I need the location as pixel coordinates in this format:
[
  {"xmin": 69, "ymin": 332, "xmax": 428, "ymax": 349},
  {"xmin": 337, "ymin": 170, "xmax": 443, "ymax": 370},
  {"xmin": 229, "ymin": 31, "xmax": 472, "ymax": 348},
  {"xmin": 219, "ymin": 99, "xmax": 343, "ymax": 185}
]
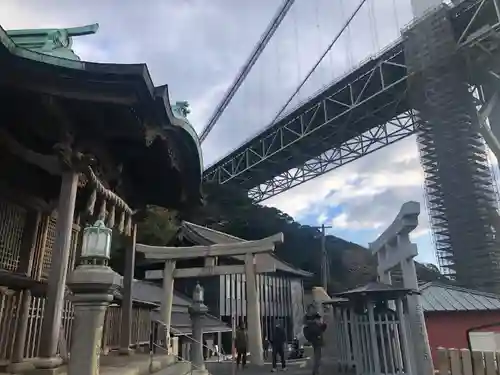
[
  {"xmin": 420, "ymin": 282, "xmax": 500, "ymax": 312},
  {"xmin": 181, "ymin": 221, "xmax": 313, "ymax": 278},
  {"xmin": 150, "ymin": 310, "xmax": 232, "ymax": 335}
]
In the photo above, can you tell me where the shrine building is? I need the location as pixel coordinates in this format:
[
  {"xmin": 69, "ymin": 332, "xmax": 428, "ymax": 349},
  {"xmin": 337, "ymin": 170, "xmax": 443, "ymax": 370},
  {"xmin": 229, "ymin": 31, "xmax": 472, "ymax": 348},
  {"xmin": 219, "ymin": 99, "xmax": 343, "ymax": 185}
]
[
  {"xmin": 141, "ymin": 221, "xmax": 312, "ymax": 352},
  {"xmin": 0, "ymin": 23, "xmax": 203, "ymax": 371}
]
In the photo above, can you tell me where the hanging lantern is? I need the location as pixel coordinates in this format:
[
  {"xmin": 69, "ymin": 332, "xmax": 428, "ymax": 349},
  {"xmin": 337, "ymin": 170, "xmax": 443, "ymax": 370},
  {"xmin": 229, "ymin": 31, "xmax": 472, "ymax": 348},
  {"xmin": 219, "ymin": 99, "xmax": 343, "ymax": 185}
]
[{"xmin": 81, "ymin": 220, "xmax": 112, "ymax": 260}]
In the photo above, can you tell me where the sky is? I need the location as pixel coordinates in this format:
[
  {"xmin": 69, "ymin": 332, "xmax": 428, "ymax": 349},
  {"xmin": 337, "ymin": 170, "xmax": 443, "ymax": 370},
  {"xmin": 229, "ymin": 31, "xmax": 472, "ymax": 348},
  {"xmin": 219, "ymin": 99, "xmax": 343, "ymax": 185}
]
[{"xmin": 1, "ymin": 0, "xmax": 490, "ymax": 266}]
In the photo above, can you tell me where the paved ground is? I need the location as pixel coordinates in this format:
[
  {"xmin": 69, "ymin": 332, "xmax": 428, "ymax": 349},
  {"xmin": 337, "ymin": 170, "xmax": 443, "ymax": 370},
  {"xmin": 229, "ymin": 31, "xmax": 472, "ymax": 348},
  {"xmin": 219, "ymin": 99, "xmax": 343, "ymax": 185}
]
[
  {"xmin": 205, "ymin": 355, "xmax": 344, "ymax": 375},
  {"xmin": 206, "ymin": 357, "xmax": 323, "ymax": 375}
]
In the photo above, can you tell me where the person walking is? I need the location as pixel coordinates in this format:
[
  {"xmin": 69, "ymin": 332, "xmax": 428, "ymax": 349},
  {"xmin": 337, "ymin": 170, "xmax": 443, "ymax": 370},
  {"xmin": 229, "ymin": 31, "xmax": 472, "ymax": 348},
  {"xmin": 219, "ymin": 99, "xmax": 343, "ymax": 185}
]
[
  {"xmin": 235, "ymin": 324, "xmax": 248, "ymax": 369},
  {"xmin": 270, "ymin": 323, "xmax": 287, "ymax": 372},
  {"xmin": 263, "ymin": 336, "xmax": 270, "ymax": 360},
  {"xmin": 303, "ymin": 305, "xmax": 327, "ymax": 375}
]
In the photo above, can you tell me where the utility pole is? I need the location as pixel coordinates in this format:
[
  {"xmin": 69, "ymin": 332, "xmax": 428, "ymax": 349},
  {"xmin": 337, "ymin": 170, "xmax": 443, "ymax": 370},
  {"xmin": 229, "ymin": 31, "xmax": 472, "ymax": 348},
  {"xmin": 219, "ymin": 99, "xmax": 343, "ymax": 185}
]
[{"xmin": 311, "ymin": 224, "xmax": 332, "ymax": 292}]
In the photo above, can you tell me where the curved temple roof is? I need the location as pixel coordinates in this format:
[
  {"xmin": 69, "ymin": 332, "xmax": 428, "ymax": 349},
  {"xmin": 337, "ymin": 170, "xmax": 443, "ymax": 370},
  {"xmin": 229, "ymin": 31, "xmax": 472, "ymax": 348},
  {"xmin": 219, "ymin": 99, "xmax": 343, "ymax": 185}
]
[
  {"xmin": 180, "ymin": 221, "xmax": 313, "ymax": 278},
  {"xmin": 0, "ymin": 24, "xmax": 203, "ymax": 209}
]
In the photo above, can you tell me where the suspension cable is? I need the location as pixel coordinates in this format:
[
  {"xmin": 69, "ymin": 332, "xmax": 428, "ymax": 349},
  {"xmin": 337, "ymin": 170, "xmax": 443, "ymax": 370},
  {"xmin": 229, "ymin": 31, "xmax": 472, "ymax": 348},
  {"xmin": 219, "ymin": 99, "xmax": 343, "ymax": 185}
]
[
  {"xmin": 199, "ymin": 0, "xmax": 296, "ymax": 144},
  {"xmin": 269, "ymin": 0, "xmax": 368, "ymax": 125}
]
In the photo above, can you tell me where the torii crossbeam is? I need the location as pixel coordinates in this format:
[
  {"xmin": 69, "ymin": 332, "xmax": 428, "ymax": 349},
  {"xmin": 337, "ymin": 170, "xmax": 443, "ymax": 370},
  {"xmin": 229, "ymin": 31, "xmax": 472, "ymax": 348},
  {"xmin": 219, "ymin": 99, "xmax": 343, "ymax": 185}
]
[{"xmin": 136, "ymin": 232, "xmax": 284, "ymax": 367}]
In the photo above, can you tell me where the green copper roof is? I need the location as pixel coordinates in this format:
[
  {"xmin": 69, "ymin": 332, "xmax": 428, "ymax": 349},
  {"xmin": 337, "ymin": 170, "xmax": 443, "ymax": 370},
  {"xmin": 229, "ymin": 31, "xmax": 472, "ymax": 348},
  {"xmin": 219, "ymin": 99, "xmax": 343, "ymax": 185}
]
[
  {"xmin": 6, "ymin": 24, "xmax": 98, "ymax": 61},
  {"xmin": 170, "ymin": 101, "xmax": 204, "ymax": 170},
  {"xmin": 0, "ymin": 23, "xmax": 204, "ymax": 208}
]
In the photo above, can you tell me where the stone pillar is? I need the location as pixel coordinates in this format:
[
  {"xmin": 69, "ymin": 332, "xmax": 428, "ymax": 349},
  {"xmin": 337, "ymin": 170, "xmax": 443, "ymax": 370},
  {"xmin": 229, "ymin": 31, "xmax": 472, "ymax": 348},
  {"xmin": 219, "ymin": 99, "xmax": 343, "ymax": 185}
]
[
  {"xmin": 119, "ymin": 225, "xmax": 136, "ymax": 355},
  {"xmin": 160, "ymin": 260, "xmax": 176, "ymax": 342},
  {"xmin": 395, "ymin": 298, "xmax": 416, "ymax": 375},
  {"xmin": 188, "ymin": 285, "xmax": 208, "ymax": 373},
  {"xmin": 399, "ymin": 240, "xmax": 434, "ymax": 375},
  {"xmin": 38, "ymin": 171, "xmax": 79, "ymax": 366},
  {"xmin": 67, "ymin": 265, "xmax": 121, "ymax": 375},
  {"xmin": 370, "ymin": 201, "xmax": 434, "ymax": 375},
  {"xmin": 244, "ymin": 253, "xmax": 264, "ymax": 366}
]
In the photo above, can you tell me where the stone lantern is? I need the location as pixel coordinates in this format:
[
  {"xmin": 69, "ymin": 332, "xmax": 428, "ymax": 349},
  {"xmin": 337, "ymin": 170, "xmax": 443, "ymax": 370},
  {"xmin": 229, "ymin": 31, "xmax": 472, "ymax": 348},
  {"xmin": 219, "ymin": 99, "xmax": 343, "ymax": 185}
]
[
  {"xmin": 67, "ymin": 220, "xmax": 121, "ymax": 375},
  {"xmin": 188, "ymin": 283, "xmax": 208, "ymax": 373}
]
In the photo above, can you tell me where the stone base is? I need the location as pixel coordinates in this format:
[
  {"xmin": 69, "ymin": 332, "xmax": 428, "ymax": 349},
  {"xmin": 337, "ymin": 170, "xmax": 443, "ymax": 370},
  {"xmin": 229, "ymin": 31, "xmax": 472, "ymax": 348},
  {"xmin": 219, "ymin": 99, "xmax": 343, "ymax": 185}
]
[
  {"xmin": 23, "ymin": 356, "xmax": 64, "ymax": 375},
  {"xmin": 6, "ymin": 361, "xmax": 35, "ymax": 374},
  {"xmin": 32, "ymin": 357, "xmax": 64, "ymax": 369},
  {"xmin": 191, "ymin": 369, "xmax": 210, "ymax": 375},
  {"xmin": 118, "ymin": 347, "xmax": 134, "ymax": 356},
  {"xmin": 25, "ymin": 366, "xmax": 65, "ymax": 375}
]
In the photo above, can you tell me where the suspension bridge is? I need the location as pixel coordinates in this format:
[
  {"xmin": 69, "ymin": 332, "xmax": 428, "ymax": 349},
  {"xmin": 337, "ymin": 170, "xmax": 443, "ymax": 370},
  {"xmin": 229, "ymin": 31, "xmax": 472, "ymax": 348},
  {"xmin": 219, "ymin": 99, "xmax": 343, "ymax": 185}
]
[{"xmin": 196, "ymin": 0, "xmax": 500, "ymax": 294}]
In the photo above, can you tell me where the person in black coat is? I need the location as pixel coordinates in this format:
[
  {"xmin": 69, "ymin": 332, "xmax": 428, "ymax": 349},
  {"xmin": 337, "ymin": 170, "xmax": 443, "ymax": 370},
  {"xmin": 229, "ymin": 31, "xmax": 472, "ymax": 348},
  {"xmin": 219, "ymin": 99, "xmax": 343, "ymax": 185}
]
[
  {"xmin": 303, "ymin": 305, "xmax": 327, "ymax": 375},
  {"xmin": 270, "ymin": 323, "xmax": 287, "ymax": 372}
]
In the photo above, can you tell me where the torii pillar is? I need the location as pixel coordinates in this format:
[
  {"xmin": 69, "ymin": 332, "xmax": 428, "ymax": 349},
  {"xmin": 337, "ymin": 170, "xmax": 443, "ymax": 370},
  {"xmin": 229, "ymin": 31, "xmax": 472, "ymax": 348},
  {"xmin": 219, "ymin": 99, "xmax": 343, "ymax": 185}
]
[
  {"xmin": 137, "ymin": 233, "xmax": 284, "ymax": 367},
  {"xmin": 369, "ymin": 201, "xmax": 434, "ymax": 375}
]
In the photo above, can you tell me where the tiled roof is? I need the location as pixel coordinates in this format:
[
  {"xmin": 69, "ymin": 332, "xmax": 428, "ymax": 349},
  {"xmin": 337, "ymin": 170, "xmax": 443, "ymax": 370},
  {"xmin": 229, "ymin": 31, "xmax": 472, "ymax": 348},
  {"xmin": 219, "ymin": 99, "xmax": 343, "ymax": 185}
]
[
  {"xmin": 335, "ymin": 281, "xmax": 414, "ymax": 300},
  {"xmin": 419, "ymin": 282, "xmax": 500, "ymax": 312},
  {"xmin": 181, "ymin": 221, "xmax": 312, "ymax": 278},
  {"xmin": 131, "ymin": 279, "xmax": 231, "ymax": 334}
]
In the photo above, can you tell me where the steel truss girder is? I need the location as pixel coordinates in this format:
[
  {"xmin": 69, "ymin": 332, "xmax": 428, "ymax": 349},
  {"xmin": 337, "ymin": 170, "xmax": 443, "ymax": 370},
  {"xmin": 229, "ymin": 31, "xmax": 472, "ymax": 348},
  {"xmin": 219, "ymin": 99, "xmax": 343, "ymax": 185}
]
[
  {"xmin": 456, "ymin": 0, "xmax": 500, "ymax": 49},
  {"xmin": 203, "ymin": 45, "xmax": 408, "ymax": 190},
  {"xmin": 248, "ymin": 109, "xmax": 418, "ymax": 202}
]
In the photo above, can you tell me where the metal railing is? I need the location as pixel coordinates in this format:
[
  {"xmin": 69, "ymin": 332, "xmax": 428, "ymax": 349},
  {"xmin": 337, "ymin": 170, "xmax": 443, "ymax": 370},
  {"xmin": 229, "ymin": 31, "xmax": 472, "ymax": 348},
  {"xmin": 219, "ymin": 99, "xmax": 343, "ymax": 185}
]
[
  {"xmin": 149, "ymin": 320, "xmax": 229, "ymax": 375},
  {"xmin": 168, "ymin": 325, "xmax": 228, "ymax": 363}
]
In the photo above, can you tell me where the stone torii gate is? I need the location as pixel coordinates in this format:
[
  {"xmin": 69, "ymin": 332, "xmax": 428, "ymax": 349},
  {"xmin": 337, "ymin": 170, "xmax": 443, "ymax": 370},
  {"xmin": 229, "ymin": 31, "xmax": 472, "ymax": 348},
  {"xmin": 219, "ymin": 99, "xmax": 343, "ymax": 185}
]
[
  {"xmin": 136, "ymin": 233, "xmax": 284, "ymax": 366},
  {"xmin": 369, "ymin": 201, "xmax": 434, "ymax": 375}
]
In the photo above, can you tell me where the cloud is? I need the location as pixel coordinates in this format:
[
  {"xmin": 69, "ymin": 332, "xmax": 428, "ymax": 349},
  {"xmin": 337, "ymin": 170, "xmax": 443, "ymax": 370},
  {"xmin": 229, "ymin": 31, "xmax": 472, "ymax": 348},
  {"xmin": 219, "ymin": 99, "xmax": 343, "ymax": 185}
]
[{"xmin": 1, "ymin": 0, "xmax": 441, "ymax": 263}]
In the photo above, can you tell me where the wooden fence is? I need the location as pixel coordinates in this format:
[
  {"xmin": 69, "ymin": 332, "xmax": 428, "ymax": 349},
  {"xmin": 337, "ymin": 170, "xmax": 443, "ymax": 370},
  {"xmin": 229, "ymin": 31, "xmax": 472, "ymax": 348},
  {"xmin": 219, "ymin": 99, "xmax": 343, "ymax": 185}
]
[
  {"xmin": 0, "ymin": 291, "xmax": 152, "ymax": 363},
  {"xmin": 437, "ymin": 347, "xmax": 500, "ymax": 375}
]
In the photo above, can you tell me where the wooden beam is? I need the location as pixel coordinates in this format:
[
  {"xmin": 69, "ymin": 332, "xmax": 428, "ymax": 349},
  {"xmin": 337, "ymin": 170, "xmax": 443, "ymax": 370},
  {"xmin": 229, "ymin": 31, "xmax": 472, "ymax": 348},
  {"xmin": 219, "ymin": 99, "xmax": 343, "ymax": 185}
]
[
  {"xmin": 0, "ymin": 74, "xmax": 138, "ymax": 105},
  {"xmin": 136, "ymin": 233, "xmax": 284, "ymax": 260},
  {"xmin": 145, "ymin": 263, "xmax": 277, "ymax": 279},
  {"xmin": 0, "ymin": 128, "xmax": 61, "ymax": 175}
]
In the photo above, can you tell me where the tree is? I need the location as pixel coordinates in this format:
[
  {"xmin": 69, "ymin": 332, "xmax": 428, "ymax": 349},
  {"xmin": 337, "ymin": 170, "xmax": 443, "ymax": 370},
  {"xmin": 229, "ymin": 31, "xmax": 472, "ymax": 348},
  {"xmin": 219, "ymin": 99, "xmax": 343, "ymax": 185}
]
[
  {"xmin": 109, "ymin": 206, "xmax": 178, "ymax": 276},
  {"xmin": 133, "ymin": 182, "xmax": 449, "ymax": 291}
]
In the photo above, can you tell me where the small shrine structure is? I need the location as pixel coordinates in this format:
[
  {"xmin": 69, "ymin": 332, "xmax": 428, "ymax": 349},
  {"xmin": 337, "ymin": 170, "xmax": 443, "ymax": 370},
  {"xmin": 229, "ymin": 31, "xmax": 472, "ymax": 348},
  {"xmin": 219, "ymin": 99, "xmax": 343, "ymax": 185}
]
[
  {"xmin": 141, "ymin": 221, "xmax": 312, "ymax": 354},
  {"xmin": 0, "ymin": 23, "xmax": 202, "ymax": 373},
  {"xmin": 328, "ymin": 201, "xmax": 434, "ymax": 375}
]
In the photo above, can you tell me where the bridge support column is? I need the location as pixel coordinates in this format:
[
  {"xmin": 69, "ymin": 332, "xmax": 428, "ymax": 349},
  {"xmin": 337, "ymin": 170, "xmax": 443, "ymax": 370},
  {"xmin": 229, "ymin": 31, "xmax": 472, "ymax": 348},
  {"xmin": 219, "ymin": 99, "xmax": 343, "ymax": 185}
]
[{"xmin": 410, "ymin": 0, "xmax": 443, "ymax": 18}]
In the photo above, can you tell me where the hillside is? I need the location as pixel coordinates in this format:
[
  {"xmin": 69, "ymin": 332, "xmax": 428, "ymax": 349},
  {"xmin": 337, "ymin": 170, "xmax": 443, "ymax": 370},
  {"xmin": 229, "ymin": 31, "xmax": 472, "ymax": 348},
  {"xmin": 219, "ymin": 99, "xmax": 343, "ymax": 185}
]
[
  {"xmin": 177, "ymin": 182, "xmax": 447, "ymax": 291},
  {"xmin": 110, "ymin": 182, "xmax": 447, "ymax": 291}
]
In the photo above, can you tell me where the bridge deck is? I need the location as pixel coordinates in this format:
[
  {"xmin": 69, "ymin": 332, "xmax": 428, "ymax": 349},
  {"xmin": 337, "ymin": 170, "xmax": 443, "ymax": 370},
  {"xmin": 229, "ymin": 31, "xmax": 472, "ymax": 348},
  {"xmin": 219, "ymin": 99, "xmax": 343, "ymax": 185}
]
[{"xmin": 203, "ymin": 0, "xmax": 483, "ymax": 201}]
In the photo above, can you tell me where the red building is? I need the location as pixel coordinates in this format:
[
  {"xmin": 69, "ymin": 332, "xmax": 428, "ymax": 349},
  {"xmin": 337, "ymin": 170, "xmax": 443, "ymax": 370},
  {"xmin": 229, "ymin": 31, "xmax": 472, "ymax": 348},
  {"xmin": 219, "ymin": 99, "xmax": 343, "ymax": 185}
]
[{"xmin": 420, "ymin": 282, "xmax": 500, "ymax": 367}]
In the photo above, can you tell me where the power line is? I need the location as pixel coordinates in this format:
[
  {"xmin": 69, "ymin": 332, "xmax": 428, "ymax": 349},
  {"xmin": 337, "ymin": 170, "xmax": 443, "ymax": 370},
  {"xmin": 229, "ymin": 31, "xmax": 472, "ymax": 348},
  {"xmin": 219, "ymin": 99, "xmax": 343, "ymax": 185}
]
[{"xmin": 199, "ymin": 0, "xmax": 296, "ymax": 143}]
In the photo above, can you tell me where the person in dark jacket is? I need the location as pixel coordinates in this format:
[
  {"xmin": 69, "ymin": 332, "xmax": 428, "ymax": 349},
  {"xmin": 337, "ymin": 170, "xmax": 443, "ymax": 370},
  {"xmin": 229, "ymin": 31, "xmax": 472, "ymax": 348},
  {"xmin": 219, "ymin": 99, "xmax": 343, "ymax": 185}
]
[
  {"xmin": 234, "ymin": 324, "xmax": 248, "ymax": 369},
  {"xmin": 270, "ymin": 323, "xmax": 287, "ymax": 372},
  {"xmin": 303, "ymin": 305, "xmax": 327, "ymax": 375},
  {"xmin": 263, "ymin": 336, "xmax": 270, "ymax": 360}
]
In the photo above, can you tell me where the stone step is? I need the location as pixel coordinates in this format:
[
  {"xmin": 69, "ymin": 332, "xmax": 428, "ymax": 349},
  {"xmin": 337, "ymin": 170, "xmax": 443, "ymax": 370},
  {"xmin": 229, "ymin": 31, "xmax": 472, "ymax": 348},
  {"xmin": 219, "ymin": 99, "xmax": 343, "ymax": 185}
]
[{"xmin": 155, "ymin": 360, "xmax": 193, "ymax": 375}]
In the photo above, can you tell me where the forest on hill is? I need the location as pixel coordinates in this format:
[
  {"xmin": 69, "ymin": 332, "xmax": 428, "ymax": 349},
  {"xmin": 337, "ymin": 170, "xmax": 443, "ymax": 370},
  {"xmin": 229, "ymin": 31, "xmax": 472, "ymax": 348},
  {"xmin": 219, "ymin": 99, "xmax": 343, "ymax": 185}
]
[{"xmin": 112, "ymin": 182, "xmax": 447, "ymax": 292}]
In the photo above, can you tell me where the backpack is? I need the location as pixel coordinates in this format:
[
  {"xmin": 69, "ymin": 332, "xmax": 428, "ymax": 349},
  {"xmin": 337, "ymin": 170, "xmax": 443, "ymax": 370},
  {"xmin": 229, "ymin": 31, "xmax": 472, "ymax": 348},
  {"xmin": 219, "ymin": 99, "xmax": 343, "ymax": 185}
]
[
  {"xmin": 235, "ymin": 329, "xmax": 247, "ymax": 349},
  {"xmin": 303, "ymin": 321, "xmax": 321, "ymax": 343}
]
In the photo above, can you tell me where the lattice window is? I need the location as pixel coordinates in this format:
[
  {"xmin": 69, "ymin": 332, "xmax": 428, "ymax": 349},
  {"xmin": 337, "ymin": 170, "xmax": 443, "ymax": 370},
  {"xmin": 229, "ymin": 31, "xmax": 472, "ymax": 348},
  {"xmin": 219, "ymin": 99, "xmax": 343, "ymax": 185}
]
[
  {"xmin": 0, "ymin": 291, "xmax": 20, "ymax": 361},
  {"xmin": 40, "ymin": 217, "xmax": 57, "ymax": 279},
  {"xmin": 40, "ymin": 216, "xmax": 80, "ymax": 280},
  {"xmin": 0, "ymin": 201, "xmax": 27, "ymax": 272}
]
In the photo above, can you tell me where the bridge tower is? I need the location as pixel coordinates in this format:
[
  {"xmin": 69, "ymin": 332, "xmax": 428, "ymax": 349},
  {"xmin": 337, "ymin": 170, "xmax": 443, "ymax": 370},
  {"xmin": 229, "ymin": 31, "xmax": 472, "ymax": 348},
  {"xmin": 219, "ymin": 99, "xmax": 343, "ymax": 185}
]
[{"xmin": 405, "ymin": 4, "xmax": 500, "ymax": 292}]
